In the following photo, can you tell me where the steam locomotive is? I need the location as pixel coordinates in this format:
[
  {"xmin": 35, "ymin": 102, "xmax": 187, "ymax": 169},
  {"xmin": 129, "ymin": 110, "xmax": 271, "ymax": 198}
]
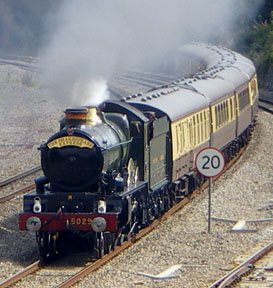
[{"xmin": 19, "ymin": 43, "xmax": 258, "ymax": 260}]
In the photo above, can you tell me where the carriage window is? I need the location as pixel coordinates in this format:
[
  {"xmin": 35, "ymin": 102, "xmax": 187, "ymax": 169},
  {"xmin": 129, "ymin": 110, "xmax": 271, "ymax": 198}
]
[
  {"xmin": 215, "ymin": 106, "xmax": 219, "ymax": 129},
  {"xmin": 196, "ymin": 114, "xmax": 200, "ymax": 144},
  {"xmin": 251, "ymin": 78, "xmax": 257, "ymax": 101},
  {"xmin": 238, "ymin": 88, "xmax": 249, "ymax": 110},
  {"xmin": 220, "ymin": 103, "xmax": 224, "ymax": 126},
  {"xmin": 230, "ymin": 98, "xmax": 233, "ymax": 120},
  {"xmin": 224, "ymin": 101, "xmax": 229, "ymax": 123},
  {"xmin": 205, "ymin": 111, "xmax": 208, "ymax": 138},
  {"xmin": 200, "ymin": 113, "xmax": 203, "ymax": 141},
  {"xmin": 188, "ymin": 120, "xmax": 193, "ymax": 148},
  {"xmin": 193, "ymin": 116, "xmax": 196, "ymax": 146}
]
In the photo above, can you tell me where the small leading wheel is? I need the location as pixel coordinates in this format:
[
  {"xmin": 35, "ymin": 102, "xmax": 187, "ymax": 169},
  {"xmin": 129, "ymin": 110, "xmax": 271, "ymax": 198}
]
[
  {"xmin": 37, "ymin": 231, "xmax": 48, "ymax": 260},
  {"xmin": 49, "ymin": 231, "xmax": 60, "ymax": 258},
  {"xmin": 37, "ymin": 231, "xmax": 60, "ymax": 261},
  {"xmin": 96, "ymin": 232, "xmax": 104, "ymax": 258},
  {"xmin": 103, "ymin": 232, "xmax": 115, "ymax": 254}
]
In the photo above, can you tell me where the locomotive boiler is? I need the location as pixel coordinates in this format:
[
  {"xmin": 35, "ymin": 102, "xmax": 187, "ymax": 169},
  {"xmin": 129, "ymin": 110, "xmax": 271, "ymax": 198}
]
[
  {"xmin": 41, "ymin": 106, "xmax": 130, "ymax": 192},
  {"xmin": 19, "ymin": 43, "xmax": 259, "ymax": 260}
]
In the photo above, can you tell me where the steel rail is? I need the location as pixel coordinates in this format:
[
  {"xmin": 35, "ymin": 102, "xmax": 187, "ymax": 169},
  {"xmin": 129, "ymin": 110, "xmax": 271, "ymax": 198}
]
[
  {"xmin": 0, "ymin": 183, "xmax": 36, "ymax": 203},
  {"xmin": 0, "ymin": 166, "xmax": 41, "ymax": 188},
  {"xmin": 119, "ymin": 69, "xmax": 175, "ymax": 82},
  {"xmin": 0, "ymin": 55, "xmax": 36, "ymax": 63},
  {"xmin": 117, "ymin": 72, "xmax": 167, "ymax": 87},
  {"xmin": 0, "ymin": 260, "xmax": 41, "ymax": 288},
  {"xmin": 209, "ymin": 241, "xmax": 273, "ymax": 288},
  {"xmin": 258, "ymin": 104, "xmax": 273, "ymax": 114},
  {"xmin": 259, "ymin": 98, "xmax": 273, "ymax": 106},
  {"xmin": 258, "ymin": 98, "xmax": 273, "ymax": 114}
]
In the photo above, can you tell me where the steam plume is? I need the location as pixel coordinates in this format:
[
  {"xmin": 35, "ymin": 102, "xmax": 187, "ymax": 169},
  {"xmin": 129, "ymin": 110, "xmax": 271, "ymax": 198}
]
[
  {"xmin": 38, "ymin": 0, "xmax": 264, "ymax": 107},
  {"xmin": 71, "ymin": 78, "xmax": 109, "ymax": 107}
]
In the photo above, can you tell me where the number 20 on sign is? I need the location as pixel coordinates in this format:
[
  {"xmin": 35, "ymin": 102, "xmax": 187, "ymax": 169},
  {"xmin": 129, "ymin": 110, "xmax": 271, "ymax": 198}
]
[{"xmin": 195, "ymin": 147, "xmax": 225, "ymax": 178}]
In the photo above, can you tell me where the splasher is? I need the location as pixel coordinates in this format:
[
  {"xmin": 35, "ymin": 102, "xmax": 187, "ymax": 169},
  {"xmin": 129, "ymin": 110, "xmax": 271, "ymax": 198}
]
[{"xmin": 71, "ymin": 77, "xmax": 110, "ymax": 107}]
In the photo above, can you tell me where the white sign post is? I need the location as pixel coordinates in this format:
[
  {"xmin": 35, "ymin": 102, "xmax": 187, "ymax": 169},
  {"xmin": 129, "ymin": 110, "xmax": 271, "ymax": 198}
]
[{"xmin": 195, "ymin": 148, "xmax": 225, "ymax": 232}]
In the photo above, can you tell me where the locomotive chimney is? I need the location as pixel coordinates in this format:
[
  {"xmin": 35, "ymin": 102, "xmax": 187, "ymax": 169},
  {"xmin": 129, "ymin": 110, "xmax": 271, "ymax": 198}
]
[
  {"xmin": 86, "ymin": 106, "xmax": 102, "ymax": 125},
  {"xmin": 65, "ymin": 107, "xmax": 88, "ymax": 121},
  {"xmin": 62, "ymin": 106, "xmax": 102, "ymax": 128}
]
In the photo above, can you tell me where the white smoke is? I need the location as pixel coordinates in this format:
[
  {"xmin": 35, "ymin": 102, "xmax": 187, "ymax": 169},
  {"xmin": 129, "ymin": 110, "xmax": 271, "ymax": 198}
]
[
  {"xmin": 71, "ymin": 78, "xmax": 110, "ymax": 107},
  {"xmin": 39, "ymin": 0, "xmax": 264, "ymax": 107}
]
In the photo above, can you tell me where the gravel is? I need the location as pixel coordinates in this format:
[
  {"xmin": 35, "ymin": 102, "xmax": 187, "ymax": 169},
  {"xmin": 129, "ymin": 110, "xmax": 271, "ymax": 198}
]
[
  {"xmin": 0, "ymin": 64, "xmax": 61, "ymax": 282},
  {"xmin": 1, "ymin": 63, "xmax": 273, "ymax": 287},
  {"xmin": 0, "ymin": 66, "xmax": 61, "ymax": 179}
]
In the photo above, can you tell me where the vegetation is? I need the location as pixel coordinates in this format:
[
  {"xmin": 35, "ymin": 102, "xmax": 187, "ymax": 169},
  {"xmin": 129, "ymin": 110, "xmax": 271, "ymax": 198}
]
[
  {"xmin": 246, "ymin": 19, "xmax": 273, "ymax": 76},
  {"xmin": 0, "ymin": 0, "xmax": 60, "ymax": 55},
  {"xmin": 233, "ymin": 0, "xmax": 273, "ymax": 78}
]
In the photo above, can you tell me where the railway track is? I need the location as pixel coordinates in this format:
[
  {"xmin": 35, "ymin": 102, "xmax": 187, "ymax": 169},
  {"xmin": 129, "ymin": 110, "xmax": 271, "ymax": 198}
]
[
  {"xmin": 0, "ymin": 192, "xmax": 203, "ymax": 287},
  {"xmin": 115, "ymin": 70, "xmax": 175, "ymax": 88},
  {"xmin": 0, "ymin": 56, "xmax": 41, "ymax": 74},
  {"xmin": 209, "ymin": 240, "xmax": 273, "ymax": 288},
  {"xmin": 109, "ymin": 69, "xmax": 177, "ymax": 98},
  {"xmin": 0, "ymin": 166, "xmax": 41, "ymax": 188},
  {"xmin": 235, "ymin": 242, "xmax": 273, "ymax": 287},
  {"xmin": 0, "ymin": 142, "xmax": 247, "ymax": 287},
  {"xmin": 0, "ymin": 166, "xmax": 41, "ymax": 203},
  {"xmin": 0, "ymin": 260, "xmax": 41, "ymax": 288},
  {"xmin": 0, "ymin": 189, "xmax": 194, "ymax": 287},
  {"xmin": 258, "ymin": 98, "xmax": 273, "ymax": 114},
  {"xmin": 0, "ymin": 55, "xmax": 177, "ymax": 100}
]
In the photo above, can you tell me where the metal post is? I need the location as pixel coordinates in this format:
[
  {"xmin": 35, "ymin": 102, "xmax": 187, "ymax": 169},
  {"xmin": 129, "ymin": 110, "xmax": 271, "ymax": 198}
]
[
  {"xmin": 208, "ymin": 177, "xmax": 212, "ymax": 233},
  {"xmin": 208, "ymin": 128, "xmax": 212, "ymax": 233}
]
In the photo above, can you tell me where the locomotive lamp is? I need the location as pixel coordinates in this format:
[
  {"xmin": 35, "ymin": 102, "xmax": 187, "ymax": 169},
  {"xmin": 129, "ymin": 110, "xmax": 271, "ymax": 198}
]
[
  {"xmin": 98, "ymin": 200, "xmax": 106, "ymax": 213},
  {"xmin": 33, "ymin": 196, "xmax": 42, "ymax": 213},
  {"xmin": 26, "ymin": 216, "xmax": 42, "ymax": 232},
  {"xmin": 91, "ymin": 217, "xmax": 107, "ymax": 232}
]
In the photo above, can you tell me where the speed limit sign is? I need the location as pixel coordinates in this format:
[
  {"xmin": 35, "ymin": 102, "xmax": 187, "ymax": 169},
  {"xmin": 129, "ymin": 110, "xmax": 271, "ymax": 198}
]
[{"xmin": 195, "ymin": 147, "xmax": 225, "ymax": 178}]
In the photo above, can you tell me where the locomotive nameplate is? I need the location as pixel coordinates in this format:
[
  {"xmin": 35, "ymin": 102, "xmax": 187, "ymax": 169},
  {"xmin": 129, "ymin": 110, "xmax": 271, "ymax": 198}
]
[{"xmin": 47, "ymin": 136, "xmax": 94, "ymax": 149}]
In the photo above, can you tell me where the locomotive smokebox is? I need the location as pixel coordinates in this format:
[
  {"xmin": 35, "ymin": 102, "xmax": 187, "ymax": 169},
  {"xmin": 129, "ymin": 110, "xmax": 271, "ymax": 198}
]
[{"xmin": 41, "ymin": 105, "xmax": 130, "ymax": 192}]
